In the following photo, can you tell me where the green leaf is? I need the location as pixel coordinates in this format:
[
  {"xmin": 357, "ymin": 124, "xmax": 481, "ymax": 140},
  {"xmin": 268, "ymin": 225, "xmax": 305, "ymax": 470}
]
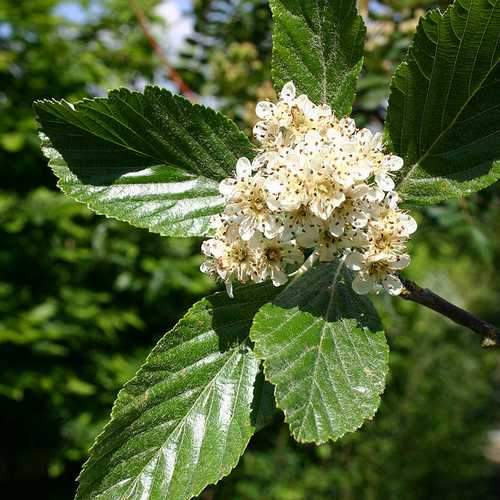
[
  {"xmin": 76, "ymin": 283, "xmax": 279, "ymax": 500},
  {"xmin": 270, "ymin": 0, "xmax": 366, "ymax": 115},
  {"xmin": 387, "ymin": 0, "xmax": 500, "ymax": 204},
  {"xmin": 41, "ymin": 142, "xmax": 223, "ymax": 237},
  {"xmin": 34, "ymin": 86, "xmax": 255, "ymax": 237},
  {"xmin": 250, "ymin": 262, "xmax": 388, "ymax": 444}
]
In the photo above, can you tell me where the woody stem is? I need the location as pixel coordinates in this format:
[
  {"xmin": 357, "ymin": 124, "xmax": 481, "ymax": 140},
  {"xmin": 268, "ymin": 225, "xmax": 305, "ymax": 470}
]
[
  {"xmin": 128, "ymin": 0, "xmax": 195, "ymax": 99},
  {"xmin": 399, "ymin": 277, "xmax": 500, "ymax": 348}
]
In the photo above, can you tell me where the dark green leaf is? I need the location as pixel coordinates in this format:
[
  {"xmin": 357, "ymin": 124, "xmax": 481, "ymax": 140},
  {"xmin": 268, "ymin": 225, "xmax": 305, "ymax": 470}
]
[
  {"xmin": 76, "ymin": 283, "xmax": 279, "ymax": 500},
  {"xmin": 251, "ymin": 262, "xmax": 388, "ymax": 444},
  {"xmin": 42, "ymin": 143, "xmax": 223, "ymax": 237},
  {"xmin": 387, "ymin": 0, "xmax": 500, "ymax": 204},
  {"xmin": 270, "ymin": 0, "xmax": 365, "ymax": 115},
  {"xmin": 34, "ymin": 87, "xmax": 255, "ymax": 236}
]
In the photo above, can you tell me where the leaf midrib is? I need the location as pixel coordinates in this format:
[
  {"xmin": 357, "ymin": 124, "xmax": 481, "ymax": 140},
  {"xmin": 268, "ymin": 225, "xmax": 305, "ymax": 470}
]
[
  {"xmin": 90, "ymin": 335, "xmax": 252, "ymax": 499},
  {"xmin": 296, "ymin": 259, "xmax": 346, "ymax": 441},
  {"xmin": 273, "ymin": 0, "xmax": 361, "ymax": 107}
]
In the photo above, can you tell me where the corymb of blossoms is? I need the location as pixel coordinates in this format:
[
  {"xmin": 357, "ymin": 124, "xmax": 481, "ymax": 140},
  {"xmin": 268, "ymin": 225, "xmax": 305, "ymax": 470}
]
[{"xmin": 201, "ymin": 81, "xmax": 417, "ymax": 297}]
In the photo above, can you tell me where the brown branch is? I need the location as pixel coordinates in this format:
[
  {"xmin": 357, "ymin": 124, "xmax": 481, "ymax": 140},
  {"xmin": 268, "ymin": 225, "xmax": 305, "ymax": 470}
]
[
  {"xmin": 399, "ymin": 277, "xmax": 500, "ymax": 348},
  {"xmin": 128, "ymin": 0, "xmax": 195, "ymax": 99}
]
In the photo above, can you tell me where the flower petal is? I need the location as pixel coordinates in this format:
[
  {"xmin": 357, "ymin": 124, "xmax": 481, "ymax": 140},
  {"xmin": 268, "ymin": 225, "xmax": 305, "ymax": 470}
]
[
  {"xmin": 389, "ymin": 254, "xmax": 411, "ymax": 270},
  {"xmin": 400, "ymin": 214, "xmax": 418, "ymax": 235},
  {"xmin": 383, "ymin": 274, "xmax": 403, "ymax": 295},
  {"xmin": 280, "ymin": 81, "xmax": 296, "ymax": 102},
  {"xmin": 225, "ymin": 280, "xmax": 234, "ymax": 298},
  {"xmin": 352, "ymin": 274, "xmax": 375, "ymax": 295},
  {"xmin": 253, "ymin": 121, "xmax": 268, "ymax": 141},
  {"xmin": 366, "ymin": 187, "xmax": 384, "ymax": 202},
  {"xmin": 345, "ymin": 251, "xmax": 365, "ymax": 271},
  {"xmin": 383, "ymin": 155, "xmax": 404, "ymax": 171},
  {"xmin": 271, "ymin": 269, "xmax": 288, "ymax": 287},
  {"xmin": 375, "ymin": 173, "xmax": 395, "ymax": 191},
  {"xmin": 218, "ymin": 179, "xmax": 236, "ymax": 197},
  {"xmin": 239, "ymin": 218, "xmax": 256, "ymax": 241},
  {"xmin": 329, "ymin": 216, "xmax": 345, "ymax": 237},
  {"xmin": 351, "ymin": 211, "xmax": 369, "ymax": 228},
  {"xmin": 236, "ymin": 157, "xmax": 252, "ymax": 178},
  {"xmin": 255, "ymin": 101, "xmax": 276, "ymax": 119}
]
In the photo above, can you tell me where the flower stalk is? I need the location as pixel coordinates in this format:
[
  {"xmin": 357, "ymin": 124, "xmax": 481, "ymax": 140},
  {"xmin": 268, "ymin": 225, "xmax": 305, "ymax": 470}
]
[{"xmin": 399, "ymin": 277, "xmax": 500, "ymax": 348}]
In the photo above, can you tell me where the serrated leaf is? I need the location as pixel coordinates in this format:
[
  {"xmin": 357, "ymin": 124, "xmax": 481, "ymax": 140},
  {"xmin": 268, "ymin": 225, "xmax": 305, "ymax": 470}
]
[
  {"xmin": 387, "ymin": 0, "xmax": 500, "ymax": 204},
  {"xmin": 42, "ymin": 142, "xmax": 223, "ymax": 237},
  {"xmin": 76, "ymin": 283, "xmax": 279, "ymax": 500},
  {"xmin": 250, "ymin": 262, "xmax": 388, "ymax": 444},
  {"xmin": 34, "ymin": 86, "xmax": 255, "ymax": 237},
  {"xmin": 270, "ymin": 0, "xmax": 365, "ymax": 115}
]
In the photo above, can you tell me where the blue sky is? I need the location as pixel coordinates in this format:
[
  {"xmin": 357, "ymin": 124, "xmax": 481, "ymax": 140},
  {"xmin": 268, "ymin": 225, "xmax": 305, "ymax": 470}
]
[
  {"xmin": 52, "ymin": 0, "xmax": 196, "ymax": 94},
  {"xmin": 54, "ymin": 1, "xmax": 102, "ymax": 23},
  {"xmin": 54, "ymin": 0, "xmax": 194, "ymax": 58},
  {"xmin": 55, "ymin": 0, "xmax": 192, "ymax": 23}
]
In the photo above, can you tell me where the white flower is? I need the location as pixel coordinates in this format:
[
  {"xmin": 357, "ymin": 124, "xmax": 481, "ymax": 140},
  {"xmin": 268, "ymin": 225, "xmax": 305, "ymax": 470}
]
[
  {"xmin": 219, "ymin": 157, "xmax": 253, "ymax": 198},
  {"xmin": 294, "ymin": 94, "xmax": 319, "ymax": 122},
  {"xmin": 373, "ymin": 155, "xmax": 404, "ymax": 191},
  {"xmin": 307, "ymin": 161, "xmax": 346, "ymax": 220},
  {"xmin": 316, "ymin": 230, "xmax": 340, "ymax": 262},
  {"xmin": 314, "ymin": 225, "xmax": 364, "ymax": 262},
  {"xmin": 264, "ymin": 154, "xmax": 309, "ymax": 212},
  {"xmin": 201, "ymin": 81, "xmax": 417, "ymax": 297},
  {"xmin": 253, "ymin": 120, "xmax": 277, "ymax": 144},
  {"xmin": 281, "ymin": 206, "xmax": 322, "ymax": 247},
  {"xmin": 332, "ymin": 155, "xmax": 371, "ymax": 187},
  {"xmin": 356, "ymin": 128, "xmax": 383, "ymax": 151},
  {"xmin": 327, "ymin": 184, "xmax": 372, "ymax": 237},
  {"xmin": 250, "ymin": 235, "xmax": 304, "ymax": 286},
  {"xmin": 368, "ymin": 201, "xmax": 418, "ymax": 243},
  {"xmin": 346, "ymin": 250, "xmax": 410, "ymax": 295},
  {"xmin": 223, "ymin": 174, "xmax": 280, "ymax": 240},
  {"xmin": 338, "ymin": 117, "xmax": 357, "ymax": 137},
  {"xmin": 201, "ymin": 237, "xmax": 256, "ymax": 297}
]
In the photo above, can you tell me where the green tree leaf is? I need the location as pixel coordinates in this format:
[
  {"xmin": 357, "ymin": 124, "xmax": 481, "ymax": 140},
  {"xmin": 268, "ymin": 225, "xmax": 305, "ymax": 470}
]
[
  {"xmin": 41, "ymin": 142, "xmax": 223, "ymax": 237},
  {"xmin": 387, "ymin": 0, "xmax": 500, "ymax": 204},
  {"xmin": 34, "ymin": 86, "xmax": 255, "ymax": 237},
  {"xmin": 270, "ymin": 0, "xmax": 366, "ymax": 115},
  {"xmin": 76, "ymin": 283, "xmax": 279, "ymax": 500},
  {"xmin": 250, "ymin": 262, "xmax": 388, "ymax": 444}
]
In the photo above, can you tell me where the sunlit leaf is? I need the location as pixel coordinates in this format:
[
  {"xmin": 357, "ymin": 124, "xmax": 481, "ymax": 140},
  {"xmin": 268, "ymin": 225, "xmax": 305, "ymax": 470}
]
[
  {"xmin": 270, "ymin": 0, "xmax": 365, "ymax": 115},
  {"xmin": 35, "ymin": 87, "xmax": 255, "ymax": 237},
  {"xmin": 251, "ymin": 262, "xmax": 388, "ymax": 444},
  {"xmin": 76, "ymin": 283, "xmax": 278, "ymax": 500}
]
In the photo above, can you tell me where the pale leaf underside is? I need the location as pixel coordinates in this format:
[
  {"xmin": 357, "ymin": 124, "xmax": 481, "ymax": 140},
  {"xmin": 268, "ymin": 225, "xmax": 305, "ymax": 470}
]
[{"xmin": 35, "ymin": 86, "xmax": 255, "ymax": 237}]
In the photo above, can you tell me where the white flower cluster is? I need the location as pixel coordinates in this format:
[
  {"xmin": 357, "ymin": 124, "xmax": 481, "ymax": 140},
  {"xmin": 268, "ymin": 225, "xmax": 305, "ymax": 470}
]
[{"xmin": 201, "ymin": 82, "xmax": 417, "ymax": 297}]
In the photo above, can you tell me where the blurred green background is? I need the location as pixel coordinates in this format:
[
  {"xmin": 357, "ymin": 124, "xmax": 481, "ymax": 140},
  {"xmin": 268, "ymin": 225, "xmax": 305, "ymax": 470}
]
[{"xmin": 1, "ymin": 0, "xmax": 500, "ymax": 498}]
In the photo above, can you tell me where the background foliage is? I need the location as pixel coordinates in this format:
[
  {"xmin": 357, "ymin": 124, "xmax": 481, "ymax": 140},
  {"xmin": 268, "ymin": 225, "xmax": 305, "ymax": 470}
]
[{"xmin": 2, "ymin": 0, "xmax": 500, "ymax": 498}]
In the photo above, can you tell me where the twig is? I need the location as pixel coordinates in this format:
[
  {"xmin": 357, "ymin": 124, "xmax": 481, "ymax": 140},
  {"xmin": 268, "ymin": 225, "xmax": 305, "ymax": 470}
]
[
  {"xmin": 399, "ymin": 277, "xmax": 500, "ymax": 348},
  {"xmin": 128, "ymin": 0, "xmax": 195, "ymax": 99}
]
